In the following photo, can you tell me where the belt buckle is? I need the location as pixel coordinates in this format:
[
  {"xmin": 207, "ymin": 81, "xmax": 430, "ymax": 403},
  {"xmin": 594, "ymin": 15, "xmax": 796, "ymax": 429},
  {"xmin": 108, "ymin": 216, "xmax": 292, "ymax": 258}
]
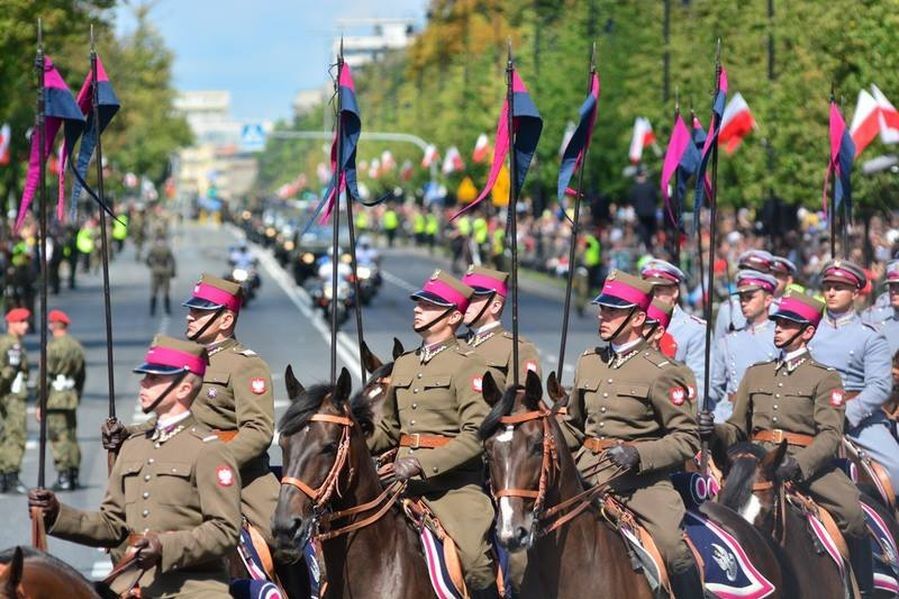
[
  {"xmin": 771, "ymin": 429, "xmax": 785, "ymax": 443},
  {"xmin": 409, "ymin": 433, "xmax": 421, "ymax": 449}
]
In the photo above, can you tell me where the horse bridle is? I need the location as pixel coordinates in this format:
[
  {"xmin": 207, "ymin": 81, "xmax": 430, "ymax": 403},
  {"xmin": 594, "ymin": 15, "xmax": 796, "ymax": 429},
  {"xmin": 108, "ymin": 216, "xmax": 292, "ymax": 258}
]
[
  {"xmin": 729, "ymin": 451, "xmax": 787, "ymax": 543},
  {"xmin": 490, "ymin": 409, "xmax": 626, "ymax": 537}
]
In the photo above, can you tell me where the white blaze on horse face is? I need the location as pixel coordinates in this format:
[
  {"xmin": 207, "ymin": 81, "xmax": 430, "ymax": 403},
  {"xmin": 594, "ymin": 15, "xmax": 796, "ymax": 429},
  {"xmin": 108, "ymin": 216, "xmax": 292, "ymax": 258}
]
[
  {"xmin": 739, "ymin": 494, "xmax": 763, "ymax": 524},
  {"xmin": 498, "ymin": 497, "xmax": 516, "ymax": 539},
  {"xmin": 496, "ymin": 425, "xmax": 514, "ymax": 443}
]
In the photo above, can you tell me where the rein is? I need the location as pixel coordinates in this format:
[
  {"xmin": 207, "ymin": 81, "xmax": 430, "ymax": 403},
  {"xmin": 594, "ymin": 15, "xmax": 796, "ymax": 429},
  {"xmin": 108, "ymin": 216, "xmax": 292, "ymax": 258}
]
[
  {"xmin": 492, "ymin": 410, "xmax": 626, "ymax": 537},
  {"xmin": 281, "ymin": 413, "xmax": 356, "ymax": 509}
]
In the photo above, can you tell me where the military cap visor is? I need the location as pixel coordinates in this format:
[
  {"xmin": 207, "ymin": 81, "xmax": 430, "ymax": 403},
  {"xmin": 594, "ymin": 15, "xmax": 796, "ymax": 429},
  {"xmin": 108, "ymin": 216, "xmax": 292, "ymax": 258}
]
[
  {"xmin": 133, "ymin": 362, "xmax": 191, "ymax": 376},
  {"xmin": 592, "ymin": 293, "xmax": 640, "ymax": 308},
  {"xmin": 409, "ymin": 290, "xmax": 458, "ymax": 309},
  {"xmin": 182, "ymin": 296, "xmax": 224, "ymax": 311}
]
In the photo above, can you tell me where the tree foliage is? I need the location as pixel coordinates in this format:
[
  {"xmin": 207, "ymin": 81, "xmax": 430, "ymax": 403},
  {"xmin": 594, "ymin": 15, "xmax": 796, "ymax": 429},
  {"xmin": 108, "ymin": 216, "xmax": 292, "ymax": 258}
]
[{"xmin": 258, "ymin": 0, "xmax": 899, "ymax": 213}]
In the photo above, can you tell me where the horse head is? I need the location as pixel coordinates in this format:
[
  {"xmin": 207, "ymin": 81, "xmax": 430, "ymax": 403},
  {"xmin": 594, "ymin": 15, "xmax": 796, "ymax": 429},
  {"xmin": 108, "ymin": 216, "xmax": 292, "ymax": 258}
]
[
  {"xmin": 479, "ymin": 370, "xmax": 555, "ymax": 552},
  {"xmin": 273, "ymin": 367, "xmax": 357, "ymax": 561},
  {"xmin": 718, "ymin": 441, "xmax": 787, "ymax": 529},
  {"xmin": 0, "ymin": 546, "xmax": 25, "ymax": 599}
]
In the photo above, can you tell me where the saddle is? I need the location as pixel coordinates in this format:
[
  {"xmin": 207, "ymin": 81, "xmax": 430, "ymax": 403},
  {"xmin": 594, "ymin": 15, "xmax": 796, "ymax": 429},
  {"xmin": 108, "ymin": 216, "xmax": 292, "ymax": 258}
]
[
  {"xmin": 840, "ymin": 437, "xmax": 896, "ymax": 510},
  {"xmin": 403, "ymin": 497, "xmax": 470, "ymax": 599}
]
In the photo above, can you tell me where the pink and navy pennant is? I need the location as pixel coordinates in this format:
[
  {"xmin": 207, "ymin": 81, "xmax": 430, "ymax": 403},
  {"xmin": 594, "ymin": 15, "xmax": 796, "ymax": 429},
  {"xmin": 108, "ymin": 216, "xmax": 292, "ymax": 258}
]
[
  {"xmin": 823, "ymin": 99, "xmax": 855, "ymax": 217},
  {"xmin": 452, "ymin": 69, "xmax": 543, "ymax": 219},
  {"xmin": 660, "ymin": 114, "xmax": 701, "ymax": 227},
  {"xmin": 16, "ymin": 56, "xmax": 85, "ymax": 231},
  {"xmin": 690, "ymin": 111, "xmax": 707, "ymax": 149},
  {"xmin": 64, "ymin": 54, "xmax": 120, "ymax": 222},
  {"xmin": 692, "ymin": 66, "xmax": 728, "ymax": 228},
  {"xmin": 557, "ymin": 71, "xmax": 600, "ymax": 202},
  {"xmin": 309, "ymin": 62, "xmax": 361, "ymax": 228}
]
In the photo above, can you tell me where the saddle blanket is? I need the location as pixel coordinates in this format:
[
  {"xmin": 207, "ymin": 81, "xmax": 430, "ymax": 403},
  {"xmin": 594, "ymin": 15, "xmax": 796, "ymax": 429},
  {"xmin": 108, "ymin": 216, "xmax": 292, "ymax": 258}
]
[
  {"xmin": 230, "ymin": 525, "xmax": 285, "ymax": 599},
  {"xmin": 420, "ymin": 526, "xmax": 465, "ymax": 599},
  {"xmin": 682, "ymin": 510, "xmax": 775, "ymax": 599},
  {"xmin": 230, "ymin": 579, "xmax": 282, "ymax": 599},
  {"xmin": 861, "ymin": 501, "xmax": 899, "ymax": 594}
]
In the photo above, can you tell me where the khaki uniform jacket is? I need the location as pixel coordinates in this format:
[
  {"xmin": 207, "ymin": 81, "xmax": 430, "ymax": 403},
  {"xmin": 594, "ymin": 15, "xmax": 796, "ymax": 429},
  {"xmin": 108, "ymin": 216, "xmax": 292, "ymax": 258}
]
[
  {"xmin": 464, "ymin": 325, "xmax": 542, "ymax": 388},
  {"xmin": 50, "ymin": 414, "xmax": 241, "ymax": 597},
  {"xmin": 46, "ymin": 334, "xmax": 86, "ymax": 410},
  {"xmin": 146, "ymin": 244, "xmax": 176, "ymax": 278},
  {"xmin": 715, "ymin": 353, "xmax": 845, "ymax": 480},
  {"xmin": 195, "ymin": 337, "xmax": 279, "ymax": 543},
  {"xmin": 561, "ymin": 340, "xmax": 700, "ymax": 478},
  {"xmin": 0, "ymin": 334, "xmax": 28, "ymax": 399}
]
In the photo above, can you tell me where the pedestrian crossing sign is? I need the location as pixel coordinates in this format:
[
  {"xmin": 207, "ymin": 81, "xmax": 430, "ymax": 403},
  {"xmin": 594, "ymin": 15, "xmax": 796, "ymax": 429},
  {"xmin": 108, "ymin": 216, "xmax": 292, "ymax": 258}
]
[{"xmin": 240, "ymin": 123, "xmax": 267, "ymax": 152}]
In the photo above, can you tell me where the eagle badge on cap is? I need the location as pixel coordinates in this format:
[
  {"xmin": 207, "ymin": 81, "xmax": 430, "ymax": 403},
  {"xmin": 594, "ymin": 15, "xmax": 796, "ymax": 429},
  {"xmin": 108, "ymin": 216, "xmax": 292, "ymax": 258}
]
[
  {"xmin": 216, "ymin": 465, "xmax": 234, "ymax": 487},
  {"xmin": 830, "ymin": 390, "xmax": 845, "ymax": 407},
  {"xmin": 250, "ymin": 377, "xmax": 266, "ymax": 395},
  {"xmin": 669, "ymin": 387, "xmax": 686, "ymax": 406}
]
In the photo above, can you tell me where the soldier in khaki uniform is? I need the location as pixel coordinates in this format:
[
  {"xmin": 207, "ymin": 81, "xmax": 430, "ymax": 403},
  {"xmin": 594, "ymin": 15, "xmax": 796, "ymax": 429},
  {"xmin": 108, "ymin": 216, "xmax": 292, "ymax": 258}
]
[
  {"xmin": 36, "ymin": 310, "xmax": 86, "ymax": 491},
  {"xmin": 0, "ymin": 308, "xmax": 31, "ymax": 495},
  {"xmin": 699, "ymin": 291, "xmax": 873, "ymax": 596},
  {"xmin": 146, "ymin": 234, "xmax": 176, "ymax": 316},
  {"xmin": 461, "ymin": 265, "xmax": 542, "ymax": 386},
  {"xmin": 28, "ymin": 336, "xmax": 241, "ymax": 598},
  {"xmin": 369, "ymin": 270, "xmax": 499, "ymax": 598},
  {"xmin": 561, "ymin": 270, "xmax": 703, "ymax": 598}
]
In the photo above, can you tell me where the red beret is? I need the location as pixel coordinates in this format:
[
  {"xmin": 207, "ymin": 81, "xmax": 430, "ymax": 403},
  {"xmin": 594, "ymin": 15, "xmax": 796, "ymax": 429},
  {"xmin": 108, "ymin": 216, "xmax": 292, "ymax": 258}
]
[
  {"xmin": 5, "ymin": 308, "xmax": 31, "ymax": 323},
  {"xmin": 48, "ymin": 310, "xmax": 70, "ymax": 325}
]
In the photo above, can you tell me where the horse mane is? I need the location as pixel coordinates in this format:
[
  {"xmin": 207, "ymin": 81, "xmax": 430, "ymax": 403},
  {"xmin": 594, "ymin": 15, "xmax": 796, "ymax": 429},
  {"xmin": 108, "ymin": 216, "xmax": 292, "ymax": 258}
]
[
  {"xmin": 0, "ymin": 546, "xmax": 118, "ymax": 598},
  {"xmin": 478, "ymin": 384, "xmax": 523, "ymax": 440},
  {"xmin": 718, "ymin": 442, "xmax": 767, "ymax": 510},
  {"xmin": 348, "ymin": 377, "xmax": 379, "ymax": 438},
  {"xmin": 278, "ymin": 384, "xmax": 336, "ymax": 436}
]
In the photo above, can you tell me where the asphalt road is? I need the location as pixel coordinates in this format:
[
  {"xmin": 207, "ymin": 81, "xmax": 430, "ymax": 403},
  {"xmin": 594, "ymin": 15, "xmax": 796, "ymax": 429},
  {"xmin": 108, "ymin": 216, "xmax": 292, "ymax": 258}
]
[{"xmin": 0, "ymin": 220, "xmax": 599, "ymax": 578}]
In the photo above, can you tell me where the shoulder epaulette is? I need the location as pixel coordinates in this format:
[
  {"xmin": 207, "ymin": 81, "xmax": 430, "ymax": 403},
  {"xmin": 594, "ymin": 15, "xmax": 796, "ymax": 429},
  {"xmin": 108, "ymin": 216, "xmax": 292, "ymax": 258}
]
[
  {"xmin": 689, "ymin": 315, "xmax": 706, "ymax": 325},
  {"xmin": 237, "ymin": 348, "xmax": 258, "ymax": 357},
  {"xmin": 807, "ymin": 359, "xmax": 835, "ymax": 371},
  {"xmin": 455, "ymin": 346, "xmax": 475, "ymax": 357},
  {"xmin": 640, "ymin": 350, "xmax": 670, "ymax": 368},
  {"xmin": 202, "ymin": 435, "xmax": 219, "ymax": 443},
  {"xmin": 582, "ymin": 346, "xmax": 601, "ymax": 357}
]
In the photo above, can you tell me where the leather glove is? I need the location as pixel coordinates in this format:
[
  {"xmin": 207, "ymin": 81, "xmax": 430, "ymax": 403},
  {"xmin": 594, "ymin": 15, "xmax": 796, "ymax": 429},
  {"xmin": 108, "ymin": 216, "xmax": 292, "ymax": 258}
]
[
  {"xmin": 101, "ymin": 418, "xmax": 129, "ymax": 452},
  {"xmin": 697, "ymin": 410, "xmax": 716, "ymax": 441},
  {"xmin": 28, "ymin": 488, "xmax": 60, "ymax": 525},
  {"xmin": 606, "ymin": 445, "xmax": 640, "ymax": 471},
  {"xmin": 392, "ymin": 457, "xmax": 423, "ymax": 481},
  {"xmin": 775, "ymin": 455, "xmax": 802, "ymax": 483},
  {"xmin": 132, "ymin": 532, "xmax": 163, "ymax": 569}
]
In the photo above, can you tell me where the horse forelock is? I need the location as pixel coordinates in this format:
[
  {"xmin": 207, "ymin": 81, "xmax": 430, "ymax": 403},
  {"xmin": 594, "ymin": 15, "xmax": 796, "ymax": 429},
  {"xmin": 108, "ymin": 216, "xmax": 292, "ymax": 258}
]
[
  {"xmin": 479, "ymin": 384, "xmax": 525, "ymax": 440},
  {"xmin": 278, "ymin": 384, "xmax": 342, "ymax": 436},
  {"xmin": 718, "ymin": 443, "xmax": 766, "ymax": 511}
]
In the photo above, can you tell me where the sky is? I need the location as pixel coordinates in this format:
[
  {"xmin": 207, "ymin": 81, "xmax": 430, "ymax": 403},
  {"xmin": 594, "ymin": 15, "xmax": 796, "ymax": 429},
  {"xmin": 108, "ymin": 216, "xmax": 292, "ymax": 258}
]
[{"xmin": 115, "ymin": 0, "xmax": 428, "ymax": 123}]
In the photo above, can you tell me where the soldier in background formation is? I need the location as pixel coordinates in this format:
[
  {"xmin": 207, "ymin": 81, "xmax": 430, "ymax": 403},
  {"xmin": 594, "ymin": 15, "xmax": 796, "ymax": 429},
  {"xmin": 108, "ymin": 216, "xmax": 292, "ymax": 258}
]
[
  {"xmin": 561, "ymin": 270, "xmax": 703, "ymax": 598},
  {"xmin": 699, "ymin": 291, "xmax": 873, "ymax": 597},
  {"xmin": 146, "ymin": 234, "xmax": 177, "ymax": 316},
  {"xmin": 0, "ymin": 308, "xmax": 30, "ymax": 495},
  {"xmin": 29, "ymin": 335, "xmax": 240, "ymax": 597},
  {"xmin": 37, "ymin": 310, "xmax": 86, "ymax": 492},
  {"xmin": 864, "ymin": 258, "xmax": 899, "ymax": 357}
]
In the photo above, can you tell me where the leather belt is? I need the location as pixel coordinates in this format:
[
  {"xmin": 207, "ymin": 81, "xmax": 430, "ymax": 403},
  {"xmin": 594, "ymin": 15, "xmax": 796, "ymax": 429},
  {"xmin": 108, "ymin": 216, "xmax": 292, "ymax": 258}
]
[
  {"xmin": 844, "ymin": 391, "xmax": 860, "ymax": 400},
  {"xmin": 399, "ymin": 433, "xmax": 451, "ymax": 449},
  {"xmin": 752, "ymin": 429, "xmax": 814, "ymax": 447},
  {"xmin": 584, "ymin": 437, "xmax": 627, "ymax": 453},
  {"xmin": 213, "ymin": 429, "xmax": 238, "ymax": 442}
]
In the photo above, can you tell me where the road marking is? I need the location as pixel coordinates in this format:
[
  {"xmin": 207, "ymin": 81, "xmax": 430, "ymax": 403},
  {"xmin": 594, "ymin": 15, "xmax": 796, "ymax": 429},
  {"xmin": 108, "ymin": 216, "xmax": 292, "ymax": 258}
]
[
  {"xmin": 227, "ymin": 225, "xmax": 363, "ymax": 383},
  {"xmin": 381, "ymin": 270, "xmax": 418, "ymax": 293}
]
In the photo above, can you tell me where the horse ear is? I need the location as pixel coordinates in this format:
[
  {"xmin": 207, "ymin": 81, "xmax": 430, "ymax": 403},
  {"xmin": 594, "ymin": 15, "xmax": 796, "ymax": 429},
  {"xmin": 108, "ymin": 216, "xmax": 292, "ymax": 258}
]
[
  {"xmin": 523, "ymin": 370, "xmax": 543, "ymax": 410},
  {"xmin": 360, "ymin": 340, "xmax": 383, "ymax": 375},
  {"xmin": 284, "ymin": 365, "xmax": 304, "ymax": 400},
  {"xmin": 546, "ymin": 370, "xmax": 568, "ymax": 407},
  {"xmin": 6, "ymin": 546, "xmax": 23, "ymax": 595},
  {"xmin": 760, "ymin": 440, "xmax": 788, "ymax": 481},
  {"xmin": 335, "ymin": 367, "xmax": 352, "ymax": 404},
  {"xmin": 481, "ymin": 371, "xmax": 501, "ymax": 406},
  {"xmin": 392, "ymin": 337, "xmax": 405, "ymax": 361}
]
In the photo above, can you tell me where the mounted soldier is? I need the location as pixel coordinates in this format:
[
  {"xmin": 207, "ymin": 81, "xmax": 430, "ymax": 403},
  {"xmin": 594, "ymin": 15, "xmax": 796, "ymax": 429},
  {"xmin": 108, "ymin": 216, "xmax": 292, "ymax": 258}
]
[
  {"xmin": 560, "ymin": 269, "xmax": 703, "ymax": 598},
  {"xmin": 368, "ymin": 269, "xmax": 500, "ymax": 598}
]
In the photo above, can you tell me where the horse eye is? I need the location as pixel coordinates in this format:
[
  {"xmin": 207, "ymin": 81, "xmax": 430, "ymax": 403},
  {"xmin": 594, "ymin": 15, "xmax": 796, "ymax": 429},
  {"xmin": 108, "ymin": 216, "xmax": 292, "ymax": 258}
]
[
  {"xmin": 529, "ymin": 441, "xmax": 543, "ymax": 455},
  {"xmin": 321, "ymin": 442, "xmax": 338, "ymax": 454}
]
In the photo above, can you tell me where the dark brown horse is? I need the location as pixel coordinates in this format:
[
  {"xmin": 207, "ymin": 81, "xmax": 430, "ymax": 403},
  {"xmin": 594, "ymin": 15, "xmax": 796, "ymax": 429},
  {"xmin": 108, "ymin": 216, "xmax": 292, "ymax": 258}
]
[
  {"xmin": 482, "ymin": 371, "xmax": 785, "ymax": 599},
  {"xmin": 717, "ymin": 442, "xmax": 848, "ymax": 598},
  {"xmin": 272, "ymin": 367, "xmax": 435, "ymax": 599},
  {"xmin": 0, "ymin": 546, "xmax": 115, "ymax": 599},
  {"xmin": 357, "ymin": 339, "xmax": 404, "ymax": 424}
]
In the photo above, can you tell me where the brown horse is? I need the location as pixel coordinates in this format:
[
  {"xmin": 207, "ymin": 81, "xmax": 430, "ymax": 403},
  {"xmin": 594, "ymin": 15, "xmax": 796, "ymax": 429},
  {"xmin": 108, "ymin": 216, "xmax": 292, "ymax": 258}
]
[
  {"xmin": 272, "ymin": 367, "xmax": 435, "ymax": 599},
  {"xmin": 0, "ymin": 546, "xmax": 115, "ymax": 599},
  {"xmin": 717, "ymin": 442, "xmax": 848, "ymax": 598},
  {"xmin": 481, "ymin": 371, "xmax": 786, "ymax": 599},
  {"xmin": 357, "ymin": 338, "xmax": 404, "ymax": 423}
]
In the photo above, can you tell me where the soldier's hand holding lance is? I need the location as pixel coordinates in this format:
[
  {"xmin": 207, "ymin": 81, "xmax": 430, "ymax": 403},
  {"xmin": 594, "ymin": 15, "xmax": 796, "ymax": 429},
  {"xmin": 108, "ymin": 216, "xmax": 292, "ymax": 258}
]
[
  {"xmin": 697, "ymin": 409, "xmax": 715, "ymax": 442},
  {"xmin": 27, "ymin": 488, "xmax": 60, "ymax": 525},
  {"xmin": 101, "ymin": 417, "xmax": 128, "ymax": 452}
]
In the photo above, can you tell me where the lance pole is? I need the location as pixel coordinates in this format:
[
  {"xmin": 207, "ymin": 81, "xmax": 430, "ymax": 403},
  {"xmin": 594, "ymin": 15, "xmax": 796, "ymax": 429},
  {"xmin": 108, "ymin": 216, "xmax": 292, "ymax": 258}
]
[
  {"xmin": 35, "ymin": 18, "xmax": 49, "ymax": 492},
  {"xmin": 701, "ymin": 40, "xmax": 722, "ymax": 472},
  {"xmin": 556, "ymin": 42, "xmax": 596, "ymax": 385},
  {"xmin": 90, "ymin": 27, "xmax": 119, "ymax": 472},
  {"xmin": 342, "ymin": 117, "xmax": 366, "ymax": 381},
  {"xmin": 506, "ymin": 42, "xmax": 520, "ymax": 387},
  {"xmin": 330, "ymin": 42, "xmax": 344, "ymax": 386}
]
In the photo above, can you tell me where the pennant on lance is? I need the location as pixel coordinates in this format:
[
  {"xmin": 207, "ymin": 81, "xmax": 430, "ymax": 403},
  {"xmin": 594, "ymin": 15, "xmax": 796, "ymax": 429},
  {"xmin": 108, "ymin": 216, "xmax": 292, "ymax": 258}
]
[
  {"xmin": 557, "ymin": 71, "xmax": 600, "ymax": 202},
  {"xmin": 822, "ymin": 100, "xmax": 855, "ymax": 216},
  {"xmin": 660, "ymin": 114, "xmax": 701, "ymax": 227},
  {"xmin": 64, "ymin": 54, "xmax": 120, "ymax": 222},
  {"xmin": 692, "ymin": 65, "xmax": 728, "ymax": 228},
  {"xmin": 16, "ymin": 56, "xmax": 86, "ymax": 231},
  {"xmin": 451, "ymin": 70, "xmax": 542, "ymax": 220}
]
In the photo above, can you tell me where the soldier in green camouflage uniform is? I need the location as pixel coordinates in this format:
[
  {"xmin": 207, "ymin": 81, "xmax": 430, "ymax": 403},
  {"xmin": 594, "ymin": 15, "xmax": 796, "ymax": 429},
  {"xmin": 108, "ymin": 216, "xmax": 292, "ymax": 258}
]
[
  {"xmin": 0, "ymin": 308, "xmax": 30, "ymax": 494},
  {"xmin": 39, "ymin": 310, "xmax": 86, "ymax": 491}
]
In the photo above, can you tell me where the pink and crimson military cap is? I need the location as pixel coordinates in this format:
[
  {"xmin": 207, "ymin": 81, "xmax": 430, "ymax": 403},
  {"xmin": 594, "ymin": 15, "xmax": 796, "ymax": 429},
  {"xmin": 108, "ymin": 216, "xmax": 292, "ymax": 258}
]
[
  {"xmin": 640, "ymin": 259, "xmax": 686, "ymax": 286},
  {"xmin": 134, "ymin": 335, "xmax": 209, "ymax": 376},
  {"xmin": 645, "ymin": 298, "xmax": 674, "ymax": 329},
  {"xmin": 820, "ymin": 259, "xmax": 867, "ymax": 289},
  {"xmin": 183, "ymin": 274, "xmax": 243, "ymax": 312},
  {"xmin": 885, "ymin": 259, "xmax": 899, "ymax": 285},
  {"xmin": 770, "ymin": 256, "xmax": 797, "ymax": 276},
  {"xmin": 732, "ymin": 270, "xmax": 778, "ymax": 295},
  {"xmin": 769, "ymin": 291, "xmax": 825, "ymax": 328},
  {"xmin": 410, "ymin": 270, "xmax": 474, "ymax": 312},
  {"xmin": 462, "ymin": 265, "xmax": 509, "ymax": 297},
  {"xmin": 593, "ymin": 270, "xmax": 654, "ymax": 311},
  {"xmin": 737, "ymin": 250, "xmax": 775, "ymax": 273}
]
